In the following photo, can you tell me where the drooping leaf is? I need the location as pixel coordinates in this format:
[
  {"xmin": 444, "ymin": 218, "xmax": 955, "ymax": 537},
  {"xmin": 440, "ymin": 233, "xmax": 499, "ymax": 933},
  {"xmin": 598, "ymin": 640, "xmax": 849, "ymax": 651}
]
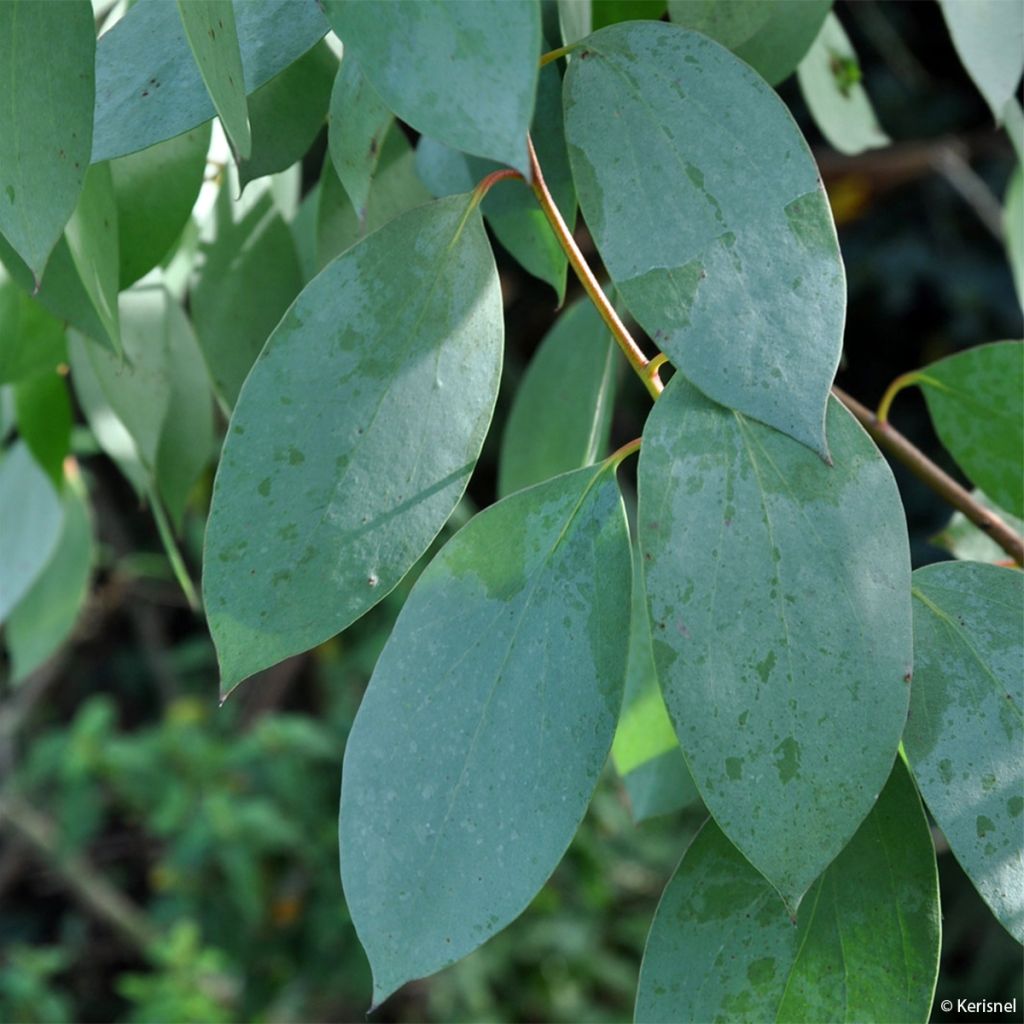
[
  {"xmin": 564, "ymin": 22, "xmax": 844, "ymax": 456},
  {"xmin": 341, "ymin": 463, "xmax": 632, "ymax": 1005},
  {"xmin": 797, "ymin": 13, "xmax": 890, "ymax": 156},
  {"xmin": 498, "ymin": 297, "xmax": 616, "ymax": 496},
  {"xmin": 416, "ymin": 60, "xmax": 575, "ymax": 300},
  {"xmin": 667, "ymin": 0, "xmax": 831, "ymax": 85},
  {"xmin": 1005, "ymin": 166, "xmax": 1023, "ymax": 309},
  {"xmin": 327, "ymin": 56, "xmax": 394, "ymax": 223},
  {"xmin": 916, "ymin": 341, "xmax": 1024, "ymax": 518},
  {"xmin": 904, "ymin": 561, "xmax": 1024, "ymax": 942},
  {"xmin": 636, "ymin": 758, "xmax": 939, "ymax": 1023},
  {"xmin": 204, "ymin": 194, "xmax": 503, "ymax": 694},
  {"xmin": 316, "ymin": 124, "xmax": 431, "ymax": 270},
  {"xmin": 65, "ymin": 163, "xmax": 122, "ymax": 354},
  {"xmin": 0, "ymin": 272, "xmax": 67, "ymax": 385},
  {"xmin": 14, "ymin": 370, "xmax": 71, "ymax": 489},
  {"xmin": 0, "ymin": 440, "xmax": 64, "ymax": 624},
  {"xmin": 931, "ymin": 490, "xmax": 1024, "ymax": 564},
  {"xmin": 322, "ymin": 0, "xmax": 541, "ymax": 176},
  {"xmin": 112, "ymin": 124, "xmax": 211, "ymax": 288},
  {"xmin": 939, "ymin": 0, "xmax": 1024, "ymax": 122},
  {"xmin": 93, "ymin": 0, "xmax": 328, "ymax": 162},
  {"xmin": 6, "ymin": 474, "xmax": 93, "ymax": 681},
  {"xmin": 0, "ymin": 0, "xmax": 95, "ymax": 281},
  {"xmin": 238, "ymin": 41, "xmax": 337, "ymax": 192},
  {"xmin": 638, "ymin": 379, "xmax": 912, "ymax": 907},
  {"xmin": 290, "ymin": 182, "xmax": 321, "ymax": 285},
  {"xmin": 558, "ymin": 0, "xmax": 591, "ymax": 46},
  {"xmin": 191, "ymin": 186, "xmax": 304, "ymax": 408}
]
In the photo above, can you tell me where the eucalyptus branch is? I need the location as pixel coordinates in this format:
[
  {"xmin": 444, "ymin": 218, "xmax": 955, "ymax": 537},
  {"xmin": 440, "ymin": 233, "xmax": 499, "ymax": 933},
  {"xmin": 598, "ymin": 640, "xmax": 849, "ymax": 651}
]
[{"xmin": 833, "ymin": 385, "xmax": 1024, "ymax": 565}]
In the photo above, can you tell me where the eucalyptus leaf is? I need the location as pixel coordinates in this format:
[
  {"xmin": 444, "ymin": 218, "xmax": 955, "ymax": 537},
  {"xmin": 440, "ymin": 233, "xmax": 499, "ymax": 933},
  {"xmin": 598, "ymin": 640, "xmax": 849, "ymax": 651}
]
[
  {"xmin": 1006, "ymin": 166, "xmax": 1023, "ymax": 309},
  {"xmin": 916, "ymin": 341, "xmax": 1023, "ymax": 518},
  {"xmin": 558, "ymin": 0, "xmax": 591, "ymax": 46},
  {"xmin": 904, "ymin": 561, "xmax": 1024, "ymax": 942},
  {"xmin": 638, "ymin": 379, "xmax": 912, "ymax": 907},
  {"xmin": 93, "ymin": 0, "xmax": 329, "ymax": 162},
  {"xmin": 14, "ymin": 371, "xmax": 72, "ymax": 489},
  {"xmin": 0, "ymin": 0, "xmax": 95, "ymax": 281},
  {"xmin": 564, "ymin": 22, "xmax": 844, "ymax": 456},
  {"xmin": 498, "ymin": 297, "xmax": 616, "ymax": 496},
  {"xmin": 0, "ymin": 441, "xmax": 64, "ymax": 624},
  {"xmin": 340, "ymin": 463, "xmax": 632, "ymax": 1005},
  {"xmin": 667, "ymin": 0, "xmax": 831, "ymax": 85},
  {"xmin": 204, "ymin": 194, "xmax": 503, "ymax": 694},
  {"xmin": 0, "ymin": 273, "xmax": 67, "ymax": 385},
  {"xmin": 322, "ymin": 0, "xmax": 541, "ymax": 176},
  {"xmin": 636, "ymin": 759, "xmax": 939, "ymax": 1023},
  {"xmin": 931, "ymin": 491, "xmax": 1024, "ymax": 564},
  {"xmin": 797, "ymin": 13, "xmax": 889, "ymax": 157}
]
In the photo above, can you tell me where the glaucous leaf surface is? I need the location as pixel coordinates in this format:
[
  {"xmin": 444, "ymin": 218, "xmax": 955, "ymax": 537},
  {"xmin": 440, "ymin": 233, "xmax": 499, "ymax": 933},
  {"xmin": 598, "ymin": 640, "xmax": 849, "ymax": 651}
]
[
  {"xmin": 177, "ymin": 0, "xmax": 251, "ymax": 160},
  {"xmin": 498, "ymin": 298, "xmax": 616, "ymax": 496},
  {"xmin": 932, "ymin": 490, "xmax": 1024, "ymax": 564},
  {"xmin": 204, "ymin": 194, "xmax": 502, "ymax": 694},
  {"xmin": 238, "ymin": 42, "xmax": 336, "ymax": 192},
  {"xmin": 1005, "ymin": 167, "xmax": 1023, "ymax": 309},
  {"xmin": 564, "ymin": 22, "xmax": 844, "ymax": 455},
  {"xmin": 14, "ymin": 371, "xmax": 71, "ymax": 490},
  {"xmin": 65, "ymin": 163, "xmax": 122, "ymax": 354},
  {"xmin": 637, "ymin": 759, "xmax": 939, "ymax": 1023},
  {"xmin": 916, "ymin": 341, "xmax": 1023, "ymax": 518},
  {"xmin": 0, "ymin": 441, "xmax": 64, "ymax": 624},
  {"xmin": 638, "ymin": 379, "xmax": 912, "ymax": 906},
  {"xmin": 797, "ymin": 14, "xmax": 889, "ymax": 157},
  {"xmin": 327, "ymin": 57, "xmax": 393, "ymax": 223},
  {"xmin": 939, "ymin": 0, "xmax": 1024, "ymax": 121},
  {"xmin": 0, "ymin": 272, "xmax": 67, "ymax": 385},
  {"xmin": 340, "ymin": 464, "xmax": 632, "ymax": 1005},
  {"xmin": 93, "ymin": 0, "xmax": 328, "ymax": 162},
  {"xmin": 904, "ymin": 561, "xmax": 1024, "ymax": 942},
  {"xmin": 667, "ymin": 0, "xmax": 831, "ymax": 85},
  {"xmin": 0, "ymin": 0, "xmax": 94, "ymax": 280},
  {"xmin": 322, "ymin": 0, "xmax": 541, "ymax": 175},
  {"xmin": 7, "ymin": 476, "xmax": 93, "ymax": 681},
  {"xmin": 112, "ymin": 124, "xmax": 211, "ymax": 288},
  {"xmin": 191, "ymin": 185, "xmax": 304, "ymax": 408}
]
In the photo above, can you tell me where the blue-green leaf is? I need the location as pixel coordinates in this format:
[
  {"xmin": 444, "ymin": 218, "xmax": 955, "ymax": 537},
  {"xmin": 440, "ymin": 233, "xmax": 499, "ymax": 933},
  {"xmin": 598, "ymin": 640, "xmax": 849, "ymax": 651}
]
[
  {"xmin": 0, "ymin": 0, "xmax": 95, "ymax": 281},
  {"xmin": 904, "ymin": 561, "xmax": 1024, "ymax": 942},
  {"xmin": 204, "ymin": 194, "xmax": 503, "ymax": 694},
  {"xmin": 340, "ymin": 463, "xmax": 632, "ymax": 1005},
  {"xmin": 638, "ymin": 380, "xmax": 912, "ymax": 906},
  {"xmin": 322, "ymin": 0, "xmax": 541, "ymax": 176},
  {"xmin": 564, "ymin": 22, "xmax": 844, "ymax": 456}
]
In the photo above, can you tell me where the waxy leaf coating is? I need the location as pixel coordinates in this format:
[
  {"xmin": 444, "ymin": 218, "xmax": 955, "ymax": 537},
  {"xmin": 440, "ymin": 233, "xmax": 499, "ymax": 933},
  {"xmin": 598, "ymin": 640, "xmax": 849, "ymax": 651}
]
[
  {"xmin": 340, "ymin": 464, "xmax": 632, "ymax": 1004},
  {"xmin": 564, "ymin": 21, "xmax": 844, "ymax": 455},
  {"xmin": 636, "ymin": 759, "xmax": 939, "ymax": 1023},
  {"xmin": 904, "ymin": 561, "xmax": 1024, "ymax": 942},
  {"xmin": 204, "ymin": 194, "xmax": 502, "ymax": 693},
  {"xmin": 638, "ymin": 379, "xmax": 912, "ymax": 906}
]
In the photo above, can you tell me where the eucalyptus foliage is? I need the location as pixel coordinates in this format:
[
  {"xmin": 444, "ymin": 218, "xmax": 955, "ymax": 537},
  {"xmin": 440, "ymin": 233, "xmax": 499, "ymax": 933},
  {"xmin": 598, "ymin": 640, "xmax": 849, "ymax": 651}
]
[{"xmin": 1, "ymin": 1, "xmax": 1021, "ymax": 1020}]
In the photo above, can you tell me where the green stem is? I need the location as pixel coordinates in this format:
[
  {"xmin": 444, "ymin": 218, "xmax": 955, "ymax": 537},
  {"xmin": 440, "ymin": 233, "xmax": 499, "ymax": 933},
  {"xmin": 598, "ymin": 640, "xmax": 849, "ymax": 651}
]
[
  {"xmin": 875, "ymin": 369, "xmax": 924, "ymax": 424},
  {"xmin": 539, "ymin": 42, "xmax": 581, "ymax": 67},
  {"xmin": 471, "ymin": 168, "xmax": 523, "ymax": 208},
  {"xmin": 149, "ymin": 490, "xmax": 201, "ymax": 611},
  {"xmin": 527, "ymin": 135, "xmax": 663, "ymax": 400},
  {"xmin": 608, "ymin": 437, "xmax": 642, "ymax": 467}
]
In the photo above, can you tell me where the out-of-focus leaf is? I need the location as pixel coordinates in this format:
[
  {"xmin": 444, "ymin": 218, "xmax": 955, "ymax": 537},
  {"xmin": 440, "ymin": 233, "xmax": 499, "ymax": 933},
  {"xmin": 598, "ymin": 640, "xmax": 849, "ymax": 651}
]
[
  {"xmin": 931, "ymin": 490, "xmax": 1024, "ymax": 564},
  {"xmin": 558, "ymin": 0, "xmax": 591, "ymax": 45},
  {"xmin": 14, "ymin": 371, "xmax": 72, "ymax": 489},
  {"xmin": 0, "ymin": 272, "xmax": 67, "ymax": 385},
  {"xmin": 1005, "ymin": 166, "xmax": 1023, "ymax": 309}
]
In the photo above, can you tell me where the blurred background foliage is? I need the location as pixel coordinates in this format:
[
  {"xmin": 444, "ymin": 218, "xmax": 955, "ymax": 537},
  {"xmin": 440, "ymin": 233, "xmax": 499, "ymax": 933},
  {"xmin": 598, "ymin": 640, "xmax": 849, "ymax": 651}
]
[{"xmin": 1, "ymin": 1, "xmax": 1022, "ymax": 1021}]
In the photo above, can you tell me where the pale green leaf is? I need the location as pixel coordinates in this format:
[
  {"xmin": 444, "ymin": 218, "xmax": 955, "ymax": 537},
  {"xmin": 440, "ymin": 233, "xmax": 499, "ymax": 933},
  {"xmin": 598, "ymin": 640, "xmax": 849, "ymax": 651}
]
[
  {"xmin": 204, "ymin": 194, "xmax": 503, "ymax": 694},
  {"xmin": 93, "ymin": 0, "xmax": 328, "ymax": 162},
  {"xmin": 637, "ymin": 759, "xmax": 939, "ymax": 1023},
  {"xmin": 7, "ymin": 477, "xmax": 93, "ymax": 681},
  {"xmin": 327, "ymin": 56, "xmax": 393, "ymax": 222},
  {"xmin": 112, "ymin": 124, "xmax": 211, "ymax": 288},
  {"xmin": 238, "ymin": 42, "xmax": 337, "ymax": 192},
  {"xmin": 0, "ymin": 0, "xmax": 95, "ymax": 280},
  {"xmin": 0, "ymin": 440, "xmax": 64, "ymax": 624},
  {"xmin": 904, "ymin": 561, "xmax": 1024, "ymax": 942},
  {"xmin": 340, "ymin": 463, "xmax": 632, "ymax": 1004},
  {"xmin": 667, "ymin": 0, "xmax": 831, "ymax": 85},
  {"xmin": 498, "ymin": 297, "xmax": 616, "ymax": 496},
  {"xmin": 176, "ymin": 0, "xmax": 251, "ymax": 160},
  {"xmin": 322, "ymin": 0, "xmax": 541, "ymax": 175},
  {"xmin": 1006, "ymin": 167, "xmax": 1023, "ymax": 310},
  {"xmin": 931, "ymin": 490, "xmax": 1024, "ymax": 564},
  {"xmin": 558, "ymin": 0, "xmax": 591, "ymax": 45},
  {"xmin": 797, "ymin": 13, "xmax": 890, "ymax": 156},
  {"xmin": 939, "ymin": 0, "xmax": 1024, "ymax": 122},
  {"xmin": 917, "ymin": 341, "xmax": 1024, "ymax": 518},
  {"xmin": 14, "ymin": 370, "xmax": 71, "ymax": 489},
  {"xmin": 638, "ymin": 380, "xmax": 912, "ymax": 906},
  {"xmin": 0, "ymin": 272, "xmax": 67, "ymax": 385},
  {"xmin": 564, "ymin": 22, "xmax": 844, "ymax": 456}
]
